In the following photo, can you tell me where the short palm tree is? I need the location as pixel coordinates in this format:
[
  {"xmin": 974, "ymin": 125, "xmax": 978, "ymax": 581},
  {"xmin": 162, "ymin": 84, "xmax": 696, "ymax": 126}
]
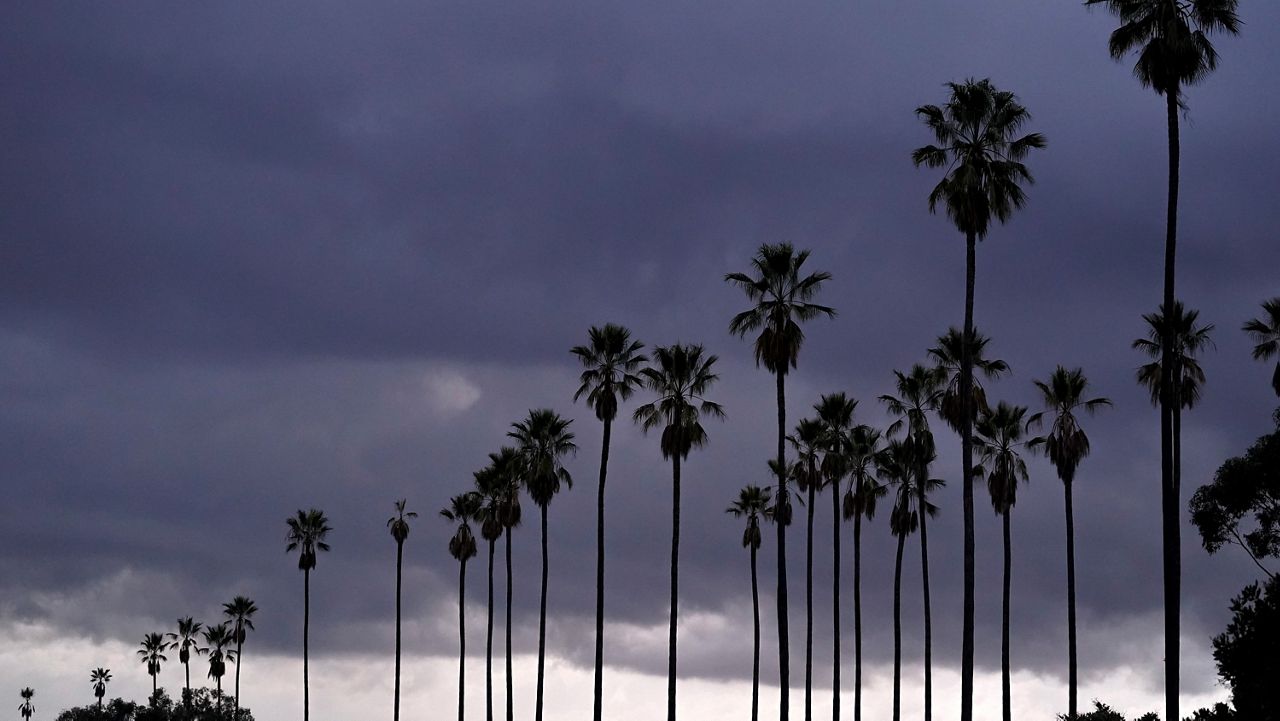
[
  {"xmin": 474, "ymin": 457, "xmax": 508, "ymax": 721},
  {"xmin": 509, "ymin": 409, "xmax": 577, "ymax": 721},
  {"xmin": 634, "ymin": 343, "xmax": 725, "ymax": 721},
  {"xmin": 137, "ymin": 632, "xmax": 167, "ymax": 695},
  {"xmin": 843, "ymin": 424, "xmax": 885, "ymax": 721},
  {"xmin": 19, "ymin": 687, "xmax": 34, "ymax": 721},
  {"xmin": 929, "ymin": 327, "xmax": 1010, "ymax": 432},
  {"xmin": 490, "ymin": 446, "xmax": 523, "ymax": 721},
  {"xmin": 974, "ymin": 401, "xmax": 1031, "ymax": 721},
  {"xmin": 203, "ymin": 623, "xmax": 235, "ymax": 705},
  {"xmin": 1243, "ymin": 298, "xmax": 1280, "ymax": 397},
  {"xmin": 726, "ymin": 242, "xmax": 835, "ymax": 721},
  {"xmin": 814, "ymin": 391, "xmax": 858, "ymax": 721},
  {"xmin": 912, "ymin": 79, "xmax": 1044, "ymax": 721},
  {"xmin": 571, "ymin": 323, "xmax": 646, "ymax": 721},
  {"xmin": 89, "ymin": 668, "xmax": 110, "ymax": 709},
  {"xmin": 1027, "ymin": 367, "xmax": 1111, "ymax": 720},
  {"xmin": 879, "ymin": 440, "xmax": 916, "ymax": 721},
  {"xmin": 285, "ymin": 508, "xmax": 332, "ymax": 721},
  {"xmin": 166, "ymin": 617, "xmax": 204, "ymax": 707},
  {"xmin": 387, "ymin": 500, "xmax": 417, "ymax": 721},
  {"xmin": 223, "ymin": 596, "xmax": 258, "ymax": 717},
  {"xmin": 727, "ymin": 484, "xmax": 772, "ymax": 721},
  {"xmin": 788, "ymin": 417, "xmax": 826, "ymax": 721},
  {"xmin": 442, "ymin": 492, "xmax": 480, "ymax": 721}
]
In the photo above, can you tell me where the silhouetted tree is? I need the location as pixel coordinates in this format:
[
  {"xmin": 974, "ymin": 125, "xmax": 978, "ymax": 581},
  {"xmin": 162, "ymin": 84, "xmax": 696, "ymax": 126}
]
[
  {"xmin": 1212, "ymin": 575, "xmax": 1279, "ymax": 719},
  {"xmin": 879, "ymin": 440, "xmax": 915, "ymax": 721},
  {"xmin": 1243, "ymin": 298, "xmax": 1280, "ymax": 397},
  {"xmin": 474, "ymin": 454, "xmax": 508, "ymax": 721},
  {"xmin": 929, "ymin": 327, "xmax": 1010, "ymax": 432},
  {"xmin": 490, "ymin": 447, "xmax": 523, "ymax": 721},
  {"xmin": 442, "ymin": 492, "xmax": 480, "ymax": 721},
  {"xmin": 285, "ymin": 508, "xmax": 331, "ymax": 721},
  {"xmin": 814, "ymin": 392, "xmax": 858, "ymax": 721},
  {"xmin": 90, "ymin": 669, "xmax": 111, "ymax": 709},
  {"xmin": 788, "ymin": 417, "xmax": 826, "ymax": 721},
  {"xmin": 1190, "ymin": 414, "xmax": 1279, "ymax": 580},
  {"xmin": 222, "ymin": 596, "xmax": 257, "ymax": 718},
  {"xmin": 137, "ymin": 633, "xmax": 167, "ymax": 696},
  {"xmin": 202, "ymin": 623, "xmax": 235, "ymax": 706},
  {"xmin": 843, "ymin": 424, "xmax": 885, "ymax": 721},
  {"xmin": 20, "ymin": 687, "xmax": 35, "ymax": 721},
  {"xmin": 727, "ymin": 484, "xmax": 772, "ymax": 721},
  {"xmin": 166, "ymin": 617, "xmax": 203, "ymax": 708},
  {"xmin": 387, "ymin": 501, "xmax": 416, "ymax": 721}
]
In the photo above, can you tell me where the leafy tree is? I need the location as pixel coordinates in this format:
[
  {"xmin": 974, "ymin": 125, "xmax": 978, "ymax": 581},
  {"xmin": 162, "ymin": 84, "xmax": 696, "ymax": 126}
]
[
  {"xmin": 727, "ymin": 484, "xmax": 772, "ymax": 721},
  {"xmin": 1190, "ymin": 414, "xmax": 1279, "ymax": 579},
  {"xmin": 842, "ymin": 424, "xmax": 885, "ymax": 721},
  {"xmin": 222, "ymin": 597, "xmax": 257, "ymax": 719},
  {"xmin": 386, "ymin": 500, "xmax": 416, "ymax": 721},
  {"xmin": 137, "ymin": 633, "xmax": 167, "ymax": 695},
  {"xmin": 55, "ymin": 697, "xmax": 135, "ymax": 721},
  {"xmin": 442, "ymin": 492, "xmax": 480, "ymax": 721},
  {"xmin": 1243, "ymin": 297, "xmax": 1280, "ymax": 397},
  {"xmin": 912, "ymin": 78, "xmax": 1043, "ymax": 721},
  {"xmin": 285, "ymin": 508, "xmax": 331, "ymax": 721},
  {"xmin": 727, "ymin": 242, "xmax": 835, "ymax": 721},
  {"xmin": 634, "ymin": 343, "xmax": 725, "ymax": 721},
  {"xmin": 90, "ymin": 669, "xmax": 111, "ymax": 709}
]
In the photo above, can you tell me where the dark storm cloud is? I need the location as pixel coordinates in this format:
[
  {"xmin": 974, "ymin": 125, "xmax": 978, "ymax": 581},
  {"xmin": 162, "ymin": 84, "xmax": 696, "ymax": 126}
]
[{"xmin": 3, "ymin": 0, "xmax": 1279, "ymax": 696}]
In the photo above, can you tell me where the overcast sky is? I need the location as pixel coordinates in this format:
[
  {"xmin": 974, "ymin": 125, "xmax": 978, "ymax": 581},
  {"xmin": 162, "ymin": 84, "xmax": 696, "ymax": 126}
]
[{"xmin": 2, "ymin": 1, "xmax": 1278, "ymax": 719}]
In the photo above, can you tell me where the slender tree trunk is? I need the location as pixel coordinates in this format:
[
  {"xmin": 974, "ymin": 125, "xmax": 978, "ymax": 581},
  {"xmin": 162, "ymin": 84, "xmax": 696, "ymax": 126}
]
[
  {"xmin": 304, "ymin": 567, "xmax": 310, "ymax": 721},
  {"xmin": 805, "ymin": 481, "xmax": 815, "ymax": 721},
  {"xmin": 918, "ymin": 471, "xmax": 933, "ymax": 721},
  {"xmin": 668, "ymin": 453, "xmax": 682, "ymax": 721},
  {"xmin": 959, "ymin": 230, "xmax": 977, "ymax": 721},
  {"xmin": 235, "ymin": 634, "xmax": 243, "ymax": 717},
  {"xmin": 536, "ymin": 506, "xmax": 549, "ymax": 721},
  {"xmin": 751, "ymin": 541, "xmax": 761, "ymax": 721},
  {"xmin": 832, "ymin": 481, "xmax": 841, "ymax": 721},
  {"xmin": 1065, "ymin": 478, "xmax": 1078, "ymax": 720},
  {"xmin": 395, "ymin": 540, "xmax": 403, "ymax": 721},
  {"xmin": 1001, "ymin": 511, "xmax": 1012, "ymax": 721},
  {"xmin": 459, "ymin": 558, "xmax": 468, "ymax": 721},
  {"xmin": 153, "ymin": 672, "xmax": 157, "ymax": 695},
  {"xmin": 776, "ymin": 371, "xmax": 791, "ymax": 721},
  {"xmin": 594, "ymin": 418, "xmax": 612, "ymax": 721},
  {"xmin": 487, "ymin": 538, "xmax": 496, "ymax": 721},
  {"xmin": 506, "ymin": 531, "xmax": 514, "ymax": 721},
  {"xmin": 1161, "ymin": 84, "xmax": 1181, "ymax": 721},
  {"xmin": 185, "ymin": 659, "xmax": 191, "ymax": 708},
  {"xmin": 853, "ymin": 513, "xmax": 862, "ymax": 721},
  {"xmin": 892, "ymin": 531, "xmax": 905, "ymax": 721}
]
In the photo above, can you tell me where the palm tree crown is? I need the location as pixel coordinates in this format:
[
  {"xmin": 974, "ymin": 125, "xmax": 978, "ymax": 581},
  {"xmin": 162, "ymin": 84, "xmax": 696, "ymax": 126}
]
[
  {"xmin": 1027, "ymin": 367, "xmax": 1113, "ymax": 485},
  {"xmin": 633, "ymin": 344, "xmax": 726, "ymax": 459},
  {"xmin": 929, "ymin": 328, "xmax": 1011, "ymax": 431},
  {"xmin": 90, "ymin": 668, "xmax": 111, "ymax": 704},
  {"xmin": 726, "ymin": 243, "xmax": 836, "ymax": 375},
  {"xmin": 572, "ymin": 324, "xmax": 647, "ymax": 423},
  {"xmin": 974, "ymin": 402, "xmax": 1031, "ymax": 514},
  {"xmin": 224, "ymin": 597, "xmax": 259, "ymax": 648},
  {"xmin": 19, "ymin": 687, "xmax": 35, "ymax": 721},
  {"xmin": 509, "ymin": 409, "xmax": 577, "ymax": 507},
  {"xmin": 137, "ymin": 632, "xmax": 167, "ymax": 682},
  {"xmin": 881, "ymin": 364, "xmax": 945, "ymax": 441},
  {"xmin": 1243, "ymin": 297, "xmax": 1280, "ymax": 396},
  {"xmin": 388, "ymin": 499, "xmax": 419, "ymax": 545},
  {"xmin": 844, "ymin": 425, "xmax": 887, "ymax": 522},
  {"xmin": 727, "ymin": 485, "xmax": 773, "ymax": 550},
  {"xmin": 441, "ymin": 492, "xmax": 482, "ymax": 562},
  {"xmin": 203, "ymin": 623, "xmax": 235, "ymax": 685},
  {"xmin": 286, "ymin": 509, "xmax": 333, "ymax": 571},
  {"xmin": 1133, "ymin": 301, "xmax": 1215, "ymax": 409},
  {"xmin": 167, "ymin": 617, "xmax": 204, "ymax": 666}
]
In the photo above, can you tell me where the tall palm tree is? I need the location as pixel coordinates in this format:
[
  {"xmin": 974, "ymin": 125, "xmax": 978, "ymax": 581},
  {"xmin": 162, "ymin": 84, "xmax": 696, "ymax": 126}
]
[
  {"xmin": 571, "ymin": 323, "xmax": 647, "ymax": 721},
  {"xmin": 1243, "ymin": 297, "xmax": 1280, "ymax": 397},
  {"xmin": 285, "ymin": 508, "xmax": 332, "ymax": 721},
  {"xmin": 1026, "ymin": 367, "xmax": 1111, "ymax": 719},
  {"xmin": 386, "ymin": 500, "xmax": 417, "ymax": 721},
  {"xmin": 788, "ymin": 417, "xmax": 826, "ymax": 721},
  {"xmin": 974, "ymin": 402, "xmax": 1031, "ymax": 721},
  {"xmin": 1085, "ymin": 4, "xmax": 1241, "ymax": 717},
  {"xmin": 223, "ymin": 596, "xmax": 258, "ymax": 718},
  {"xmin": 509, "ymin": 409, "xmax": 577, "ymax": 721},
  {"xmin": 137, "ymin": 633, "xmax": 167, "ymax": 696},
  {"xmin": 19, "ymin": 687, "xmax": 34, "ymax": 721},
  {"xmin": 442, "ymin": 492, "xmax": 481, "ymax": 721},
  {"xmin": 843, "ymin": 424, "xmax": 885, "ymax": 721},
  {"xmin": 166, "ymin": 617, "xmax": 203, "ymax": 707},
  {"xmin": 474, "ymin": 455, "xmax": 508, "ymax": 721},
  {"xmin": 880, "ymin": 363, "xmax": 945, "ymax": 721},
  {"xmin": 89, "ymin": 668, "xmax": 110, "ymax": 709},
  {"xmin": 727, "ymin": 484, "xmax": 773, "ymax": 721},
  {"xmin": 879, "ymin": 440, "xmax": 916, "ymax": 721},
  {"xmin": 203, "ymin": 623, "xmax": 235, "ymax": 706},
  {"xmin": 634, "ymin": 343, "xmax": 725, "ymax": 721},
  {"xmin": 929, "ymin": 327, "xmax": 1010, "ymax": 433},
  {"xmin": 912, "ymin": 79, "xmax": 1044, "ymax": 721},
  {"xmin": 814, "ymin": 392, "xmax": 858, "ymax": 721},
  {"xmin": 727, "ymin": 242, "xmax": 835, "ymax": 720},
  {"xmin": 490, "ymin": 446, "xmax": 523, "ymax": 721}
]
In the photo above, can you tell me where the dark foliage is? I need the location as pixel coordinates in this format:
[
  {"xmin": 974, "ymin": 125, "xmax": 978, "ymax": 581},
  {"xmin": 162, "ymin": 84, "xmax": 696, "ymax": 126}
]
[{"xmin": 57, "ymin": 690, "xmax": 253, "ymax": 721}]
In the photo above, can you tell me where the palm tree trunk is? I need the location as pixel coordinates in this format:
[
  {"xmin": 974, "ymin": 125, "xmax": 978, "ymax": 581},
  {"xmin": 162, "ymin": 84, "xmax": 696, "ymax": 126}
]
[
  {"xmin": 1065, "ymin": 478, "xmax": 1078, "ymax": 720},
  {"xmin": 395, "ymin": 540, "xmax": 403, "ymax": 721},
  {"xmin": 304, "ymin": 567, "xmax": 310, "ymax": 721},
  {"xmin": 535, "ymin": 506, "xmax": 549, "ymax": 721},
  {"xmin": 853, "ymin": 513, "xmax": 862, "ymax": 721},
  {"xmin": 918, "ymin": 473, "xmax": 933, "ymax": 721},
  {"xmin": 831, "ymin": 482, "xmax": 841, "ymax": 721},
  {"xmin": 805, "ymin": 481, "xmax": 815, "ymax": 721},
  {"xmin": 487, "ymin": 538, "xmax": 496, "ymax": 721},
  {"xmin": 1001, "ymin": 511, "xmax": 1012, "ymax": 721},
  {"xmin": 235, "ymin": 635, "xmax": 243, "ymax": 717},
  {"xmin": 892, "ymin": 531, "xmax": 905, "ymax": 721},
  {"xmin": 776, "ymin": 370, "xmax": 791, "ymax": 721},
  {"xmin": 594, "ymin": 418, "xmax": 612, "ymax": 721},
  {"xmin": 667, "ymin": 453, "xmax": 682, "ymax": 721},
  {"xmin": 751, "ymin": 541, "xmax": 761, "ymax": 721},
  {"xmin": 185, "ymin": 659, "xmax": 191, "ymax": 708},
  {"xmin": 1161, "ymin": 83, "xmax": 1181, "ymax": 721},
  {"xmin": 459, "ymin": 558, "xmax": 468, "ymax": 721},
  {"xmin": 959, "ymin": 229, "xmax": 977, "ymax": 721},
  {"xmin": 505, "ymin": 531, "xmax": 514, "ymax": 721},
  {"xmin": 153, "ymin": 673, "xmax": 157, "ymax": 695}
]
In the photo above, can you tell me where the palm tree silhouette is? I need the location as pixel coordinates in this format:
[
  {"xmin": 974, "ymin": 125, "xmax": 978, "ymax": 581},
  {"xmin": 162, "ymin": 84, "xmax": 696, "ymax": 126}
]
[
  {"xmin": 814, "ymin": 392, "xmax": 858, "ymax": 721},
  {"xmin": 726, "ymin": 243, "xmax": 835, "ymax": 721},
  {"xmin": 386, "ymin": 500, "xmax": 417, "ymax": 721},
  {"xmin": 490, "ymin": 446, "xmax": 523, "ymax": 721},
  {"xmin": 842, "ymin": 424, "xmax": 885, "ymax": 721},
  {"xmin": 1027, "ymin": 366, "xmax": 1111, "ymax": 719},
  {"xmin": 788, "ymin": 417, "xmax": 826, "ymax": 721},
  {"xmin": 137, "ymin": 632, "xmax": 167, "ymax": 696},
  {"xmin": 974, "ymin": 401, "xmax": 1031, "ymax": 721},
  {"xmin": 912, "ymin": 79, "xmax": 1044, "ymax": 721},
  {"xmin": 89, "ymin": 668, "xmax": 110, "ymax": 709},
  {"xmin": 929, "ymin": 327, "xmax": 1010, "ymax": 433},
  {"xmin": 285, "ymin": 508, "xmax": 332, "ymax": 721},
  {"xmin": 203, "ymin": 622, "xmax": 235, "ymax": 707},
  {"xmin": 634, "ymin": 343, "xmax": 725, "ymax": 721},
  {"xmin": 727, "ymin": 484, "xmax": 773, "ymax": 721},
  {"xmin": 878, "ymin": 441, "xmax": 918, "ymax": 721},
  {"xmin": 571, "ymin": 323, "xmax": 647, "ymax": 721},
  {"xmin": 166, "ymin": 617, "xmax": 204, "ymax": 707},
  {"xmin": 19, "ymin": 687, "xmax": 34, "ymax": 721},
  {"xmin": 442, "ymin": 492, "xmax": 480, "ymax": 721},
  {"xmin": 223, "ymin": 596, "xmax": 258, "ymax": 718},
  {"xmin": 509, "ymin": 409, "xmax": 577, "ymax": 721},
  {"xmin": 1084, "ymin": 4, "xmax": 1241, "ymax": 716},
  {"xmin": 474, "ymin": 454, "xmax": 509, "ymax": 721},
  {"xmin": 1243, "ymin": 298, "xmax": 1280, "ymax": 397}
]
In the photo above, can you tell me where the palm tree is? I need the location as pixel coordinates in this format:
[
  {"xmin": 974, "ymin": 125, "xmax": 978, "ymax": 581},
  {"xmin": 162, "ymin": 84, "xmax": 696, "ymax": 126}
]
[
  {"xmin": 788, "ymin": 417, "xmax": 826, "ymax": 721},
  {"xmin": 89, "ymin": 668, "xmax": 110, "ymax": 709},
  {"xmin": 166, "ymin": 617, "xmax": 203, "ymax": 707},
  {"xmin": 223, "ymin": 596, "xmax": 258, "ymax": 717},
  {"xmin": 509, "ymin": 409, "xmax": 577, "ymax": 721},
  {"xmin": 137, "ymin": 632, "xmax": 167, "ymax": 696},
  {"xmin": 203, "ymin": 623, "xmax": 235, "ymax": 707},
  {"xmin": 929, "ymin": 327, "xmax": 1010, "ymax": 432},
  {"xmin": 912, "ymin": 79, "xmax": 1044, "ymax": 721},
  {"xmin": 490, "ymin": 447, "xmax": 523, "ymax": 721},
  {"xmin": 1027, "ymin": 367, "xmax": 1111, "ymax": 720},
  {"xmin": 1085, "ymin": 4, "xmax": 1241, "ymax": 717},
  {"xmin": 285, "ymin": 508, "xmax": 332, "ymax": 721},
  {"xmin": 19, "ymin": 687, "xmax": 34, "ymax": 721},
  {"xmin": 814, "ymin": 392, "xmax": 858, "ymax": 721},
  {"xmin": 726, "ymin": 242, "xmax": 835, "ymax": 721},
  {"xmin": 880, "ymin": 364, "xmax": 945, "ymax": 721},
  {"xmin": 727, "ymin": 484, "xmax": 773, "ymax": 721},
  {"xmin": 843, "ymin": 424, "xmax": 885, "ymax": 721},
  {"xmin": 386, "ymin": 500, "xmax": 417, "ymax": 721},
  {"xmin": 571, "ymin": 323, "xmax": 647, "ymax": 721},
  {"xmin": 974, "ymin": 402, "xmax": 1031, "ymax": 721},
  {"xmin": 474, "ymin": 456, "xmax": 508, "ymax": 721},
  {"xmin": 879, "ymin": 440, "xmax": 915, "ymax": 721},
  {"xmin": 442, "ymin": 492, "xmax": 481, "ymax": 721},
  {"xmin": 634, "ymin": 343, "xmax": 725, "ymax": 721},
  {"xmin": 1243, "ymin": 298, "xmax": 1280, "ymax": 397}
]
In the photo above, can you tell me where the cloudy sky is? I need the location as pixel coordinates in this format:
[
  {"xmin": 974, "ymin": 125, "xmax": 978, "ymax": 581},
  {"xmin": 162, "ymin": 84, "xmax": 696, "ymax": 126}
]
[{"xmin": 3, "ymin": 1, "xmax": 1278, "ymax": 719}]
